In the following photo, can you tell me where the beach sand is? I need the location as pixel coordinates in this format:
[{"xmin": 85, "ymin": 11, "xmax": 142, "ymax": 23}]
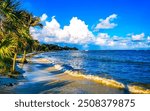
[
  {"xmin": 45, "ymin": 65, "xmax": 126, "ymax": 94},
  {"xmin": 0, "ymin": 57, "xmax": 127, "ymax": 94},
  {"xmin": 2, "ymin": 57, "xmax": 150, "ymax": 94}
]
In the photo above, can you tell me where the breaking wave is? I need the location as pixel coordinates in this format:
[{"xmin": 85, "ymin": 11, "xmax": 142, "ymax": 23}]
[
  {"xmin": 37, "ymin": 57, "xmax": 150, "ymax": 93},
  {"xmin": 54, "ymin": 64, "xmax": 125, "ymax": 89},
  {"xmin": 128, "ymin": 85, "xmax": 150, "ymax": 94}
]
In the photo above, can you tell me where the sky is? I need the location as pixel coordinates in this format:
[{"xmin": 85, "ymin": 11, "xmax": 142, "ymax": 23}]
[{"xmin": 22, "ymin": 0, "xmax": 150, "ymax": 50}]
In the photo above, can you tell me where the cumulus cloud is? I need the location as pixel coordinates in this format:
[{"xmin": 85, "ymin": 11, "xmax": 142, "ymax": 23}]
[
  {"xmin": 95, "ymin": 33, "xmax": 128, "ymax": 48},
  {"xmin": 94, "ymin": 32, "xmax": 150, "ymax": 49},
  {"xmin": 95, "ymin": 14, "xmax": 117, "ymax": 30},
  {"xmin": 95, "ymin": 33, "xmax": 110, "ymax": 46},
  {"xmin": 31, "ymin": 16, "xmax": 94, "ymax": 45},
  {"xmin": 42, "ymin": 16, "xmax": 61, "ymax": 37},
  {"xmin": 132, "ymin": 33, "xmax": 145, "ymax": 41},
  {"xmin": 40, "ymin": 13, "xmax": 48, "ymax": 21},
  {"xmin": 62, "ymin": 17, "xmax": 94, "ymax": 44},
  {"xmin": 94, "ymin": 33, "xmax": 126, "ymax": 48},
  {"xmin": 30, "ymin": 13, "xmax": 150, "ymax": 50}
]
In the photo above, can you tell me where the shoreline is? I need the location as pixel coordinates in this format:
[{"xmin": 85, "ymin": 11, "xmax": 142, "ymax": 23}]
[{"xmin": 0, "ymin": 53, "xmax": 150, "ymax": 94}]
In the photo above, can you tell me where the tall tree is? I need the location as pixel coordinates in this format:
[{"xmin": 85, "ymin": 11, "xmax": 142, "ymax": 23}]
[
  {"xmin": 0, "ymin": 0, "xmax": 42, "ymax": 73},
  {"xmin": 18, "ymin": 11, "xmax": 43, "ymax": 63},
  {"xmin": 0, "ymin": 0, "xmax": 20, "ymax": 73}
]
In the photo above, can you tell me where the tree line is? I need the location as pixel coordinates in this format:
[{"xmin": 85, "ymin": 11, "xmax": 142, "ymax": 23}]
[{"xmin": 37, "ymin": 43, "xmax": 78, "ymax": 51}]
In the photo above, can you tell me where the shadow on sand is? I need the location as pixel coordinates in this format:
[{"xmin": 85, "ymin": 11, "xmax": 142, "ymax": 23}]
[{"xmin": 12, "ymin": 80, "xmax": 72, "ymax": 94}]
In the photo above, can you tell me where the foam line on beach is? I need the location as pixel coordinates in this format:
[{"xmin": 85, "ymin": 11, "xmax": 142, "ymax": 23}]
[
  {"xmin": 31, "ymin": 58, "xmax": 150, "ymax": 93},
  {"xmin": 32, "ymin": 58, "xmax": 53, "ymax": 64},
  {"xmin": 53, "ymin": 64, "xmax": 125, "ymax": 89},
  {"xmin": 128, "ymin": 85, "xmax": 150, "ymax": 94}
]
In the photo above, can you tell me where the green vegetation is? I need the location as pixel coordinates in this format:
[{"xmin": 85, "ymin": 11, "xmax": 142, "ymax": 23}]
[
  {"xmin": 0, "ymin": 0, "xmax": 43, "ymax": 74},
  {"xmin": 0, "ymin": 0, "xmax": 78, "ymax": 74},
  {"xmin": 37, "ymin": 44, "xmax": 78, "ymax": 52}
]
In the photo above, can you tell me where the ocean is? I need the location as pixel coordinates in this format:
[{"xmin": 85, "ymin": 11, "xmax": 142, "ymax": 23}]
[{"xmin": 41, "ymin": 50, "xmax": 150, "ymax": 88}]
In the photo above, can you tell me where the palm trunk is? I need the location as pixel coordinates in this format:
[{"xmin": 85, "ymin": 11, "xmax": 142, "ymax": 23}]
[
  {"xmin": 21, "ymin": 50, "xmax": 26, "ymax": 63},
  {"xmin": 12, "ymin": 53, "xmax": 17, "ymax": 73}
]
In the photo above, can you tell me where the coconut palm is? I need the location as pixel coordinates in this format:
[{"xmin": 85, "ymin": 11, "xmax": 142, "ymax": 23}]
[
  {"xmin": 18, "ymin": 11, "xmax": 43, "ymax": 63},
  {"xmin": 0, "ymin": 34, "xmax": 17, "ymax": 73},
  {"xmin": 0, "ymin": 0, "xmax": 29, "ymax": 73},
  {"xmin": 0, "ymin": 0, "xmax": 21, "ymax": 73},
  {"xmin": 0, "ymin": 0, "xmax": 43, "ymax": 73}
]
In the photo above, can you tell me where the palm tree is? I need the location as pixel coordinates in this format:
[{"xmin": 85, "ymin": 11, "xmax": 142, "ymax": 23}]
[
  {"xmin": 0, "ymin": 0, "xmax": 22, "ymax": 73},
  {"xmin": 0, "ymin": 0, "xmax": 43, "ymax": 73},
  {"xmin": 0, "ymin": 0, "xmax": 29, "ymax": 73},
  {"xmin": 0, "ymin": 35, "xmax": 17, "ymax": 73},
  {"xmin": 18, "ymin": 11, "xmax": 43, "ymax": 63}
]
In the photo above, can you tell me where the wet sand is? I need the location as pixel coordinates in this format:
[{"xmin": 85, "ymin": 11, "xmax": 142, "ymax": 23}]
[
  {"xmin": 45, "ymin": 66, "xmax": 126, "ymax": 94},
  {"xmin": 0, "ymin": 58, "xmax": 127, "ymax": 94}
]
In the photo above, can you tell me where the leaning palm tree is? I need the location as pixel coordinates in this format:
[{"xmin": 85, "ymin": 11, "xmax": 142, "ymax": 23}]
[
  {"xmin": 0, "ymin": 0, "xmax": 43, "ymax": 73},
  {"xmin": 0, "ymin": 0, "xmax": 27, "ymax": 73},
  {"xmin": 18, "ymin": 11, "xmax": 43, "ymax": 63},
  {"xmin": 0, "ymin": 35, "xmax": 17, "ymax": 73}
]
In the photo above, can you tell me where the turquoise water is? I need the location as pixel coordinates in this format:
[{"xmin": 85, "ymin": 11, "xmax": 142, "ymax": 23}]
[{"xmin": 41, "ymin": 50, "xmax": 150, "ymax": 87}]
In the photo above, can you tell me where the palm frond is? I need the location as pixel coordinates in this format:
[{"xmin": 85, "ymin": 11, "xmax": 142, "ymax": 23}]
[{"xmin": 0, "ymin": 37, "xmax": 17, "ymax": 59}]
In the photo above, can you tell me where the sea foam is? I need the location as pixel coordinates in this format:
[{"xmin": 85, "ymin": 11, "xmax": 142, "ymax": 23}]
[
  {"xmin": 128, "ymin": 85, "xmax": 150, "ymax": 94},
  {"xmin": 64, "ymin": 70, "xmax": 125, "ymax": 89},
  {"xmin": 53, "ymin": 64, "xmax": 125, "ymax": 89}
]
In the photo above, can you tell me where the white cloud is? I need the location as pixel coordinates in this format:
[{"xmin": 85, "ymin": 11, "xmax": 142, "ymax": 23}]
[
  {"xmin": 132, "ymin": 33, "xmax": 145, "ymax": 41},
  {"xmin": 112, "ymin": 35, "xmax": 121, "ymax": 41},
  {"xmin": 42, "ymin": 16, "xmax": 61, "ymax": 37},
  {"xmin": 95, "ymin": 33, "xmax": 128, "ymax": 48},
  {"xmin": 95, "ymin": 37, "xmax": 106, "ymax": 46},
  {"xmin": 95, "ymin": 33, "xmax": 109, "ymax": 46},
  {"xmin": 40, "ymin": 13, "xmax": 48, "ymax": 21},
  {"xmin": 30, "ymin": 13, "xmax": 150, "ymax": 50},
  {"xmin": 95, "ymin": 33, "xmax": 116, "ymax": 47},
  {"xmin": 97, "ymin": 33, "xmax": 110, "ymax": 39},
  {"xmin": 95, "ymin": 14, "xmax": 117, "ymax": 30},
  {"xmin": 108, "ymin": 41, "xmax": 115, "ymax": 46},
  {"xmin": 147, "ymin": 36, "xmax": 150, "ymax": 41},
  {"xmin": 94, "ymin": 32, "xmax": 149, "ymax": 49},
  {"xmin": 31, "ymin": 16, "xmax": 94, "ymax": 45},
  {"xmin": 30, "ymin": 27, "xmax": 41, "ymax": 40},
  {"xmin": 62, "ymin": 17, "xmax": 94, "ymax": 44}
]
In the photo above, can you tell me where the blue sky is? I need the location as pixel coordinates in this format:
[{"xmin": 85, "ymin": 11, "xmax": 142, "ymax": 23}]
[{"xmin": 22, "ymin": 0, "xmax": 150, "ymax": 50}]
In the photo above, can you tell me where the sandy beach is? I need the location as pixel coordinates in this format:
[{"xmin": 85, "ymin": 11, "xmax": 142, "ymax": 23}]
[
  {"xmin": 1, "ymin": 53, "xmax": 150, "ymax": 94},
  {"xmin": 45, "ymin": 64, "xmax": 126, "ymax": 94},
  {"xmin": 0, "ymin": 56, "xmax": 127, "ymax": 94}
]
